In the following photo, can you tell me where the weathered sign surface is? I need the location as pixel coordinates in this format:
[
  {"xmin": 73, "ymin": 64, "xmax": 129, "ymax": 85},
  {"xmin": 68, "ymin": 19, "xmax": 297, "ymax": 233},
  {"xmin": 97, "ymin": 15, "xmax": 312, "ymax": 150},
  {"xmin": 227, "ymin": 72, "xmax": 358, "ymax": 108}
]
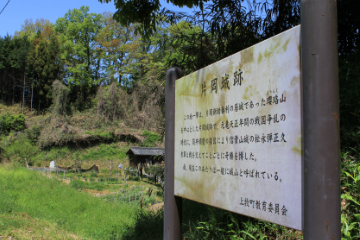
[{"xmin": 174, "ymin": 25, "xmax": 302, "ymax": 230}]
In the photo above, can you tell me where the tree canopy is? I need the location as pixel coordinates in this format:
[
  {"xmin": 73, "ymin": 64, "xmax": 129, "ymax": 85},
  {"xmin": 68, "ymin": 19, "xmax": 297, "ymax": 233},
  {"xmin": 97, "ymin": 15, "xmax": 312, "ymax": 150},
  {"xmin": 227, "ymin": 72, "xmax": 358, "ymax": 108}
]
[{"xmin": 0, "ymin": 2, "xmax": 359, "ymax": 146}]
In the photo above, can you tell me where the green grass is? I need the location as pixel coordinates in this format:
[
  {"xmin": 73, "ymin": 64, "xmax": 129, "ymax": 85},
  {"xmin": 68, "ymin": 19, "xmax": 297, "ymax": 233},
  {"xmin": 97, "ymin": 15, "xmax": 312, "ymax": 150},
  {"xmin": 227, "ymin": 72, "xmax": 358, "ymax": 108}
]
[
  {"xmin": 84, "ymin": 129, "xmax": 115, "ymax": 140},
  {"xmin": 80, "ymin": 143, "xmax": 128, "ymax": 161},
  {"xmin": 28, "ymin": 143, "xmax": 129, "ymax": 166},
  {"xmin": 140, "ymin": 130, "xmax": 162, "ymax": 147},
  {"xmin": 0, "ymin": 212, "xmax": 82, "ymax": 239},
  {"xmin": 30, "ymin": 146, "xmax": 73, "ymax": 164},
  {"xmin": 0, "ymin": 167, "xmax": 138, "ymax": 239}
]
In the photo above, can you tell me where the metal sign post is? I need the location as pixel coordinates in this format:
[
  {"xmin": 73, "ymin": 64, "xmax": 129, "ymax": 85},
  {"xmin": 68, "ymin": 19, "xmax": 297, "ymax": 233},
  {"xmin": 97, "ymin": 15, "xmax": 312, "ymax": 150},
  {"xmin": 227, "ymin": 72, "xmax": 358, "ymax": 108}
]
[
  {"xmin": 164, "ymin": 67, "xmax": 183, "ymax": 240},
  {"xmin": 301, "ymin": 0, "xmax": 341, "ymax": 239}
]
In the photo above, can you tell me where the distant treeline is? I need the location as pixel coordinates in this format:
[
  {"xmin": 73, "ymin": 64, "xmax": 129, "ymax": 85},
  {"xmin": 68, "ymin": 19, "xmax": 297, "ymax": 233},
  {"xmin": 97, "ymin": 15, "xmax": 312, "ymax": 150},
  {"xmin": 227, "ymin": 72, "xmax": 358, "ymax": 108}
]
[
  {"xmin": 0, "ymin": 3, "xmax": 298, "ymax": 114},
  {"xmin": 0, "ymin": 3, "xmax": 358, "ymax": 143},
  {"xmin": 0, "ymin": 7, "xmax": 167, "ymax": 113}
]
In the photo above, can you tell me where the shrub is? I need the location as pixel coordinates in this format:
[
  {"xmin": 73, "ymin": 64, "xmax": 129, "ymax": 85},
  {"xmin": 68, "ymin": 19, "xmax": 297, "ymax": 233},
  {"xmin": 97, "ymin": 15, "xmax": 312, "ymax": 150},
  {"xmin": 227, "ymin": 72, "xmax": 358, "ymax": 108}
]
[
  {"xmin": 0, "ymin": 113, "xmax": 26, "ymax": 135},
  {"xmin": 25, "ymin": 124, "xmax": 40, "ymax": 143},
  {"xmin": 0, "ymin": 133, "xmax": 38, "ymax": 165},
  {"xmin": 141, "ymin": 130, "xmax": 161, "ymax": 147},
  {"xmin": 122, "ymin": 207, "xmax": 163, "ymax": 240},
  {"xmin": 96, "ymin": 83, "xmax": 128, "ymax": 121},
  {"xmin": 51, "ymin": 80, "xmax": 70, "ymax": 117},
  {"xmin": 128, "ymin": 176, "xmax": 140, "ymax": 181},
  {"xmin": 107, "ymin": 177, "xmax": 117, "ymax": 182},
  {"xmin": 155, "ymin": 190, "xmax": 163, "ymax": 198},
  {"xmin": 146, "ymin": 164, "xmax": 164, "ymax": 181}
]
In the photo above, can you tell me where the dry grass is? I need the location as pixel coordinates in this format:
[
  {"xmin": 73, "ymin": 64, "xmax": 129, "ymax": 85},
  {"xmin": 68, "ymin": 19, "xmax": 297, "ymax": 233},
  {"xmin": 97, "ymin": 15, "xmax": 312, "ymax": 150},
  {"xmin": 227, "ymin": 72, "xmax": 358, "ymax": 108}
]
[
  {"xmin": 96, "ymin": 82, "xmax": 164, "ymax": 132},
  {"xmin": 0, "ymin": 81, "xmax": 165, "ymax": 150},
  {"xmin": 0, "ymin": 103, "xmax": 38, "ymax": 117},
  {"xmin": 36, "ymin": 114, "xmax": 145, "ymax": 149}
]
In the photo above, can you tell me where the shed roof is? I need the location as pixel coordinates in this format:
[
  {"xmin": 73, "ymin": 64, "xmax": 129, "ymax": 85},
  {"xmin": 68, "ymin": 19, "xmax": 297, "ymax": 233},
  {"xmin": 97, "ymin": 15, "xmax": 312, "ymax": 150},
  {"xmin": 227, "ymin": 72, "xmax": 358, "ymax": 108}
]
[{"xmin": 126, "ymin": 147, "xmax": 165, "ymax": 156}]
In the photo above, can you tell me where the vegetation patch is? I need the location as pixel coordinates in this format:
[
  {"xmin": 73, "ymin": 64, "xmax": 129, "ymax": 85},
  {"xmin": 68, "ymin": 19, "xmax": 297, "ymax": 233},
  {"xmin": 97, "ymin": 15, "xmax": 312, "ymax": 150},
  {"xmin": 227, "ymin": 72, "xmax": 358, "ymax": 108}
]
[
  {"xmin": 0, "ymin": 212, "xmax": 83, "ymax": 239},
  {"xmin": 140, "ymin": 130, "xmax": 162, "ymax": 147},
  {"xmin": 0, "ymin": 113, "xmax": 26, "ymax": 135},
  {"xmin": 0, "ymin": 167, "xmax": 137, "ymax": 239},
  {"xmin": 80, "ymin": 143, "xmax": 128, "ymax": 161}
]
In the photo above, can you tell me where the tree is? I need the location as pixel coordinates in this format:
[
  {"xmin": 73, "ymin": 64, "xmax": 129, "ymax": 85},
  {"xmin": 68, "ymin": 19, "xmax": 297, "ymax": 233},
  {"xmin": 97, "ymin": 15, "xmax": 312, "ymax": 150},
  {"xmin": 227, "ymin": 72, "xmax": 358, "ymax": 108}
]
[
  {"xmin": 98, "ymin": 0, "xmax": 166, "ymax": 36},
  {"xmin": 0, "ymin": 133, "xmax": 38, "ymax": 165},
  {"xmin": 8, "ymin": 35, "xmax": 31, "ymax": 106},
  {"xmin": 95, "ymin": 12, "xmax": 140, "ymax": 86},
  {"xmin": 27, "ymin": 28, "xmax": 62, "ymax": 112},
  {"xmin": 0, "ymin": 35, "xmax": 12, "ymax": 104},
  {"xmin": 98, "ymin": 0, "xmax": 299, "ymax": 37},
  {"xmin": 15, "ymin": 18, "xmax": 53, "ymax": 40},
  {"xmin": 55, "ymin": 6, "xmax": 102, "ymax": 110},
  {"xmin": 337, "ymin": 0, "xmax": 360, "ymax": 56}
]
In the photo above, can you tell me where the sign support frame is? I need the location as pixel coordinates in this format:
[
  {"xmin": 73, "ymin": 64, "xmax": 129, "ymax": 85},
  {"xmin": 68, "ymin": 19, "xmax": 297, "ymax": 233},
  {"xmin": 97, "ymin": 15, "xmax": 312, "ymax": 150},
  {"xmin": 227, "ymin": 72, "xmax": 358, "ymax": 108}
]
[
  {"xmin": 301, "ymin": 0, "xmax": 341, "ymax": 239},
  {"xmin": 164, "ymin": 0, "xmax": 341, "ymax": 236},
  {"xmin": 164, "ymin": 67, "xmax": 183, "ymax": 240}
]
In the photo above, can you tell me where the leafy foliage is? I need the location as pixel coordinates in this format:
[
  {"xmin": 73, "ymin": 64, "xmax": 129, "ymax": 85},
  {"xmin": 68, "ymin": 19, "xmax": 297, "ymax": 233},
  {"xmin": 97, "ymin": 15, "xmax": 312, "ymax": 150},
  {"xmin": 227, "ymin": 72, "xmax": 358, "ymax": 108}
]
[
  {"xmin": 340, "ymin": 149, "xmax": 360, "ymax": 239},
  {"xmin": 141, "ymin": 130, "xmax": 161, "ymax": 147},
  {"xmin": 339, "ymin": 49, "xmax": 360, "ymax": 152},
  {"xmin": 25, "ymin": 124, "xmax": 40, "ymax": 143},
  {"xmin": 0, "ymin": 133, "xmax": 38, "ymax": 165},
  {"xmin": 0, "ymin": 113, "xmax": 26, "ymax": 135},
  {"xmin": 146, "ymin": 164, "xmax": 164, "ymax": 181}
]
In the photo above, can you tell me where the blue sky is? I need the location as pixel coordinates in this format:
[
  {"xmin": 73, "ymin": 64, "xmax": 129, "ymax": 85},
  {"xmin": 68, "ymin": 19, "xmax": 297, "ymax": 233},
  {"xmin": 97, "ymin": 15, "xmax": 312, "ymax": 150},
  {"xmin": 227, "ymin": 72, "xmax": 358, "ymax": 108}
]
[{"xmin": 0, "ymin": 0, "xmax": 193, "ymax": 37}]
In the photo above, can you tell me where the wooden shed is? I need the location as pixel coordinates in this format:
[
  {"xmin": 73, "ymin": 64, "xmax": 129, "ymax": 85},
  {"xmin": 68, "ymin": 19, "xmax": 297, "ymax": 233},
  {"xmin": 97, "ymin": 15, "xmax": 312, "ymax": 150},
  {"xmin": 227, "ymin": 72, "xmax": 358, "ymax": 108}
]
[{"xmin": 126, "ymin": 147, "xmax": 165, "ymax": 169}]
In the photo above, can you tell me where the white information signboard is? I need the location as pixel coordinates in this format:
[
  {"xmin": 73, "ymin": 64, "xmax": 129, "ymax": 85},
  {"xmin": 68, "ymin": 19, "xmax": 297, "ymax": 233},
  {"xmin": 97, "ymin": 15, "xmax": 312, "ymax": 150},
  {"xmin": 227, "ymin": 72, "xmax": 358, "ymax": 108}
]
[{"xmin": 174, "ymin": 25, "xmax": 302, "ymax": 230}]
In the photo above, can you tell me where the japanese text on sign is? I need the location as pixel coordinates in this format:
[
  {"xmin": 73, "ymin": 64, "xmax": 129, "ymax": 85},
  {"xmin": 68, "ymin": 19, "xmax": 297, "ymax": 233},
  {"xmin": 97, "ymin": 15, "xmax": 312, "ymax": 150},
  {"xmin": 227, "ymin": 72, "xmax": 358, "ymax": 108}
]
[{"xmin": 174, "ymin": 25, "xmax": 302, "ymax": 230}]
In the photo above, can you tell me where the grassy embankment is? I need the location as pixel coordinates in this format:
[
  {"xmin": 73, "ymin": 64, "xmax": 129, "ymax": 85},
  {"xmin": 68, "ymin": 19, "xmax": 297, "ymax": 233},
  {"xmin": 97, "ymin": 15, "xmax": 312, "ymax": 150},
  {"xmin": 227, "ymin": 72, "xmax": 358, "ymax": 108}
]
[{"xmin": 0, "ymin": 166, "xmax": 166, "ymax": 239}]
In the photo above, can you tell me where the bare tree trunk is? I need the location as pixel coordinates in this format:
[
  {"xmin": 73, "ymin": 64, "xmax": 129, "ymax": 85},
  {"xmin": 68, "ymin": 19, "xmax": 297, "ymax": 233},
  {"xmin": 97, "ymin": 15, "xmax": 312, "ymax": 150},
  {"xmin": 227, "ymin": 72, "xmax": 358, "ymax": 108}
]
[
  {"xmin": 12, "ymin": 70, "xmax": 15, "ymax": 105},
  {"xmin": 1, "ymin": 73, "xmax": 6, "ymax": 104},
  {"xmin": 22, "ymin": 73, "xmax": 25, "ymax": 114},
  {"xmin": 12, "ymin": 83, "xmax": 14, "ymax": 105},
  {"xmin": 31, "ymin": 79, "xmax": 33, "ymax": 116},
  {"xmin": 0, "ymin": 74, "xmax": 2, "ymax": 104}
]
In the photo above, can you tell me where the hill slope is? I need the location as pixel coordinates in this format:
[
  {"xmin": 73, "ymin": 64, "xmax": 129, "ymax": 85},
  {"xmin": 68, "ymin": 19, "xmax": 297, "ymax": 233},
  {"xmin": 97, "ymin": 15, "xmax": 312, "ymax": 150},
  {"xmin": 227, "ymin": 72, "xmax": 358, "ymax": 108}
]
[{"xmin": 0, "ymin": 167, "xmax": 138, "ymax": 239}]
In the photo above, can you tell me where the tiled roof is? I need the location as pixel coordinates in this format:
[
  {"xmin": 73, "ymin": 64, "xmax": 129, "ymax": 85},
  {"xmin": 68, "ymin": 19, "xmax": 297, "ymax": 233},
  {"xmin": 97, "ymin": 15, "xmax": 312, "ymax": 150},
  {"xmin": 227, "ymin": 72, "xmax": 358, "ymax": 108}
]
[{"xmin": 126, "ymin": 147, "xmax": 165, "ymax": 156}]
